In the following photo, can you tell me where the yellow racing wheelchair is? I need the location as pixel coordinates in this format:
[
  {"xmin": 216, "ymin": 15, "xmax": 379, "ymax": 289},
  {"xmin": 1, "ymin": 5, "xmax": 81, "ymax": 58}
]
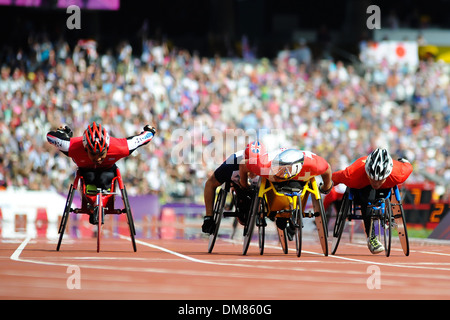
[{"xmin": 242, "ymin": 176, "xmax": 328, "ymax": 257}]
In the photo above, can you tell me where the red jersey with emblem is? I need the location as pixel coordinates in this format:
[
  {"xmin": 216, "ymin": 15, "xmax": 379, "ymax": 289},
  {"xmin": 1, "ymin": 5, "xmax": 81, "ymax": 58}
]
[
  {"xmin": 332, "ymin": 156, "xmax": 413, "ymax": 189},
  {"xmin": 247, "ymin": 149, "xmax": 329, "ymax": 181},
  {"xmin": 47, "ymin": 129, "xmax": 154, "ymax": 169},
  {"xmin": 67, "ymin": 136, "xmax": 130, "ymax": 169}
]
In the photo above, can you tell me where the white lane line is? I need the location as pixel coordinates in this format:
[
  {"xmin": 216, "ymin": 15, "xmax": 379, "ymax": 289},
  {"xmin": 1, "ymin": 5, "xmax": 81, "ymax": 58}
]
[
  {"xmin": 220, "ymin": 238, "xmax": 450, "ymax": 272},
  {"xmin": 7, "ymin": 237, "xmax": 357, "ymax": 285},
  {"xmin": 10, "ymin": 235, "xmax": 450, "ymax": 283},
  {"xmin": 124, "ymin": 235, "xmax": 450, "ymax": 277},
  {"xmin": 416, "ymin": 250, "xmax": 450, "ymax": 257},
  {"xmin": 10, "ymin": 236, "xmax": 32, "ymax": 261},
  {"xmin": 132, "ymin": 237, "xmax": 218, "ymax": 265},
  {"xmin": 4, "ymin": 237, "xmax": 448, "ymax": 300}
]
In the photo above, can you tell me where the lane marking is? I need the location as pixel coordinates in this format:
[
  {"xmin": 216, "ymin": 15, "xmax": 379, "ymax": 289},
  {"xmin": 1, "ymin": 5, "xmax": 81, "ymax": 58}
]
[
  {"xmin": 125, "ymin": 235, "xmax": 450, "ymax": 274},
  {"xmin": 416, "ymin": 250, "xmax": 450, "ymax": 257},
  {"xmin": 219, "ymin": 238, "xmax": 450, "ymax": 272},
  {"xmin": 10, "ymin": 237, "xmax": 32, "ymax": 261},
  {"xmin": 4, "ymin": 237, "xmax": 450, "ymax": 300},
  {"xmin": 9, "ymin": 235, "xmax": 450, "ymax": 284}
]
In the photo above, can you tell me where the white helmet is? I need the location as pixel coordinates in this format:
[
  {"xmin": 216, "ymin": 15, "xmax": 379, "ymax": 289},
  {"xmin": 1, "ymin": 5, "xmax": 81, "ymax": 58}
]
[
  {"xmin": 365, "ymin": 148, "xmax": 393, "ymax": 181},
  {"xmin": 271, "ymin": 149, "xmax": 304, "ymax": 180}
]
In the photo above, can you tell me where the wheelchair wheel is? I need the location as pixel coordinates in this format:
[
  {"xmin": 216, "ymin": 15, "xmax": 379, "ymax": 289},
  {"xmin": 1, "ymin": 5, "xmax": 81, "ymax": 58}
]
[
  {"xmin": 257, "ymin": 197, "xmax": 268, "ymax": 255},
  {"xmin": 122, "ymin": 185, "xmax": 137, "ymax": 252},
  {"xmin": 313, "ymin": 196, "xmax": 328, "ymax": 256},
  {"xmin": 391, "ymin": 201, "xmax": 410, "ymax": 256},
  {"xmin": 258, "ymin": 217, "xmax": 266, "ymax": 255},
  {"xmin": 96, "ymin": 197, "xmax": 103, "ymax": 253},
  {"xmin": 258, "ymin": 221, "xmax": 265, "ymax": 255},
  {"xmin": 383, "ymin": 198, "xmax": 392, "ymax": 257},
  {"xmin": 208, "ymin": 188, "xmax": 226, "ymax": 253},
  {"xmin": 292, "ymin": 196, "xmax": 303, "ymax": 257},
  {"xmin": 277, "ymin": 227, "xmax": 288, "ymax": 254},
  {"xmin": 231, "ymin": 217, "xmax": 238, "ymax": 240},
  {"xmin": 331, "ymin": 191, "xmax": 350, "ymax": 255},
  {"xmin": 242, "ymin": 194, "xmax": 259, "ymax": 256},
  {"xmin": 57, "ymin": 184, "xmax": 74, "ymax": 251}
]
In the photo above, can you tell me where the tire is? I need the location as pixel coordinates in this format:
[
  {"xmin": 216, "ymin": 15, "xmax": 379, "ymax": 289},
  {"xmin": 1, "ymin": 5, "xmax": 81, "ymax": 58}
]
[
  {"xmin": 383, "ymin": 198, "xmax": 392, "ymax": 257},
  {"xmin": 392, "ymin": 201, "xmax": 410, "ymax": 256},
  {"xmin": 257, "ymin": 197, "xmax": 268, "ymax": 255},
  {"xmin": 208, "ymin": 188, "xmax": 226, "ymax": 253},
  {"xmin": 122, "ymin": 185, "xmax": 137, "ymax": 252},
  {"xmin": 57, "ymin": 184, "xmax": 74, "ymax": 251},
  {"xmin": 242, "ymin": 179, "xmax": 261, "ymax": 255},
  {"xmin": 331, "ymin": 191, "xmax": 350, "ymax": 255},
  {"xmin": 242, "ymin": 193, "xmax": 259, "ymax": 255},
  {"xmin": 258, "ymin": 221, "xmax": 265, "ymax": 255},
  {"xmin": 293, "ymin": 196, "xmax": 303, "ymax": 257},
  {"xmin": 313, "ymin": 197, "xmax": 328, "ymax": 256},
  {"xmin": 277, "ymin": 227, "xmax": 288, "ymax": 254},
  {"xmin": 96, "ymin": 196, "xmax": 103, "ymax": 253}
]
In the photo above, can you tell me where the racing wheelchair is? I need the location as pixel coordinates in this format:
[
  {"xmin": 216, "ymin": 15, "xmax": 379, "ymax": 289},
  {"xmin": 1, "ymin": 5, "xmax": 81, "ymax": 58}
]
[
  {"xmin": 244, "ymin": 176, "xmax": 328, "ymax": 257},
  {"xmin": 57, "ymin": 167, "xmax": 137, "ymax": 252},
  {"xmin": 331, "ymin": 185, "xmax": 409, "ymax": 257}
]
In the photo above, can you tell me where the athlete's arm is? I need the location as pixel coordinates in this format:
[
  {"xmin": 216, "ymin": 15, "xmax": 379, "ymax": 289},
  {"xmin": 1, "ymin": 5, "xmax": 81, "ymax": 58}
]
[
  {"xmin": 204, "ymin": 173, "xmax": 222, "ymax": 217},
  {"xmin": 126, "ymin": 125, "xmax": 156, "ymax": 154},
  {"xmin": 319, "ymin": 163, "xmax": 333, "ymax": 193},
  {"xmin": 332, "ymin": 156, "xmax": 367, "ymax": 188},
  {"xmin": 332, "ymin": 169, "xmax": 347, "ymax": 186}
]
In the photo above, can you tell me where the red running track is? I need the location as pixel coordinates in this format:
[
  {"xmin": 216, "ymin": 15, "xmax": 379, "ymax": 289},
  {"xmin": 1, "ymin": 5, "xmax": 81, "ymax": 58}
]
[{"xmin": 1, "ymin": 234, "xmax": 450, "ymax": 300}]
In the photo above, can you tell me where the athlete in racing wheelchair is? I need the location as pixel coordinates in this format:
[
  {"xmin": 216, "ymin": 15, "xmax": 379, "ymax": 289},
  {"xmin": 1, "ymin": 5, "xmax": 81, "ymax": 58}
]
[
  {"xmin": 202, "ymin": 141, "xmax": 264, "ymax": 253},
  {"xmin": 240, "ymin": 147, "xmax": 333, "ymax": 256},
  {"xmin": 47, "ymin": 122, "xmax": 156, "ymax": 251},
  {"xmin": 331, "ymin": 148, "xmax": 413, "ymax": 255}
]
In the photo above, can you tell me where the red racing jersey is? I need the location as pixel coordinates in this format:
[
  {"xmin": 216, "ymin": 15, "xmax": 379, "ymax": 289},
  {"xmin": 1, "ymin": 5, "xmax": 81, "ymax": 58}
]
[
  {"xmin": 47, "ymin": 129, "xmax": 154, "ymax": 169},
  {"xmin": 332, "ymin": 156, "xmax": 413, "ymax": 189},
  {"xmin": 247, "ymin": 148, "xmax": 329, "ymax": 181}
]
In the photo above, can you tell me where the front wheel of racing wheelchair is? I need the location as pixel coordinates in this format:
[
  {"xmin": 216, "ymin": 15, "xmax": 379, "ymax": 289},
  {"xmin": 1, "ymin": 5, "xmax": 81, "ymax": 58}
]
[
  {"xmin": 242, "ymin": 177, "xmax": 262, "ymax": 255},
  {"xmin": 207, "ymin": 183, "xmax": 228, "ymax": 253}
]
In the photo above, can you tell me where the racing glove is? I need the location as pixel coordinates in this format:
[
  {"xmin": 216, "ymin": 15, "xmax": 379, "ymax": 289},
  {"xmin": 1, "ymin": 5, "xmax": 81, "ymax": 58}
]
[
  {"xmin": 57, "ymin": 125, "xmax": 73, "ymax": 139},
  {"xmin": 143, "ymin": 125, "xmax": 156, "ymax": 135},
  {"xmin": 202, "ymin": 216, "xmax": 216, "ymax": 234}
]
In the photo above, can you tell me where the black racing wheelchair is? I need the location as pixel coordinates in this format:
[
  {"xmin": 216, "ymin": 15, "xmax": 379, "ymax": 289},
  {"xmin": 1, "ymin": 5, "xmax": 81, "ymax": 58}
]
[{"xmin": 331, "ymin": 185, "xmax": 409, "ymax": 257}]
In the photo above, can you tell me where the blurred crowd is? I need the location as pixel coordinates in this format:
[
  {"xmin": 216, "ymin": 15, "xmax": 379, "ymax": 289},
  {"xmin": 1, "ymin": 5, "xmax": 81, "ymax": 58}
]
[{"xmin": 0, "ymin": 35, "xmax": 449, "ymax": 202}]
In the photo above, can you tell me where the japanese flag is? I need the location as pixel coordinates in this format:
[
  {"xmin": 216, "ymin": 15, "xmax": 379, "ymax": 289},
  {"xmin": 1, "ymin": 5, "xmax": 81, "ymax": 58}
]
[
  {"xmin": 385, "ymin": 41, "xmax": 418, "ymax": 68},
  {"xmin": 362, "ymin": 41, "xmax": 418, "ymax": 70}
]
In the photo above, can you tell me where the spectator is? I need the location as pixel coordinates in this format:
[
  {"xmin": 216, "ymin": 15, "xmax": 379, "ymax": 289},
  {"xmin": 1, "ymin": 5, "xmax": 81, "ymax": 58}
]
[{"xmin": 291, "ymin": 38, "xmax": 312, "ymax": 67}]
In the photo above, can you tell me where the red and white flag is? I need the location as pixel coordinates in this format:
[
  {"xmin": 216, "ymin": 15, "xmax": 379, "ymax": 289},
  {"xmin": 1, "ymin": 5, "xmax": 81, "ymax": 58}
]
[{"xmin": 361, "ymin": 41, "xmax": 418, "ymax": 70}]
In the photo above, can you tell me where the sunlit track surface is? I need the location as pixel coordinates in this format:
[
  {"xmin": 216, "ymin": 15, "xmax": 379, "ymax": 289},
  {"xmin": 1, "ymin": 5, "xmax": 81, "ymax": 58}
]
[{"xmin": 1, "ymin": 235, "xmax": 450, "ymax": 300}]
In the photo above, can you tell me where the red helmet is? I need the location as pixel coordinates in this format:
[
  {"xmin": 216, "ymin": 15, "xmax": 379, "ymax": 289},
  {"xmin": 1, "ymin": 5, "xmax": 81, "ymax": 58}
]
[{"xmin": 82, "ymin": 122, "xmax": 110, "ymax": 154}]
